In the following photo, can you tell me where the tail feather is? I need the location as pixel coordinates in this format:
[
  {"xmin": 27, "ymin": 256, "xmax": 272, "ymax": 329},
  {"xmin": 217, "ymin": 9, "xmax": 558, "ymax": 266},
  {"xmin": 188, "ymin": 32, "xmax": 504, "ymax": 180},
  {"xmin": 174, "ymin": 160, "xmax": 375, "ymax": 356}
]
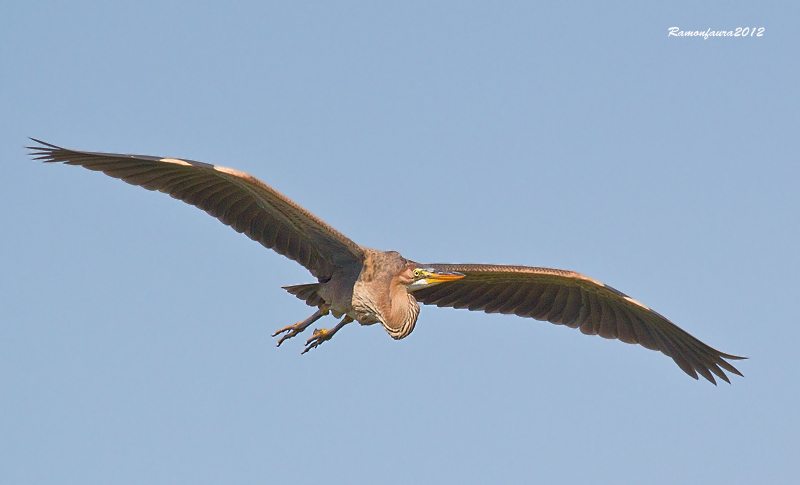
[{"xmin": 282, "ymin": 283, "xmax": 324, "ymax": 307}]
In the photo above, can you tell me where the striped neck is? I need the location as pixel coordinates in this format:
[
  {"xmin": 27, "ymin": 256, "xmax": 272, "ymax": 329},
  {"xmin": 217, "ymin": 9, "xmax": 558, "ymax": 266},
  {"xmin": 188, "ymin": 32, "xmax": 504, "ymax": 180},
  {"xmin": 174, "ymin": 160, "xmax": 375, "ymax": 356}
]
[{"xmin": 380, "ymin": 291, "xmax": 420, "ymax": 340}]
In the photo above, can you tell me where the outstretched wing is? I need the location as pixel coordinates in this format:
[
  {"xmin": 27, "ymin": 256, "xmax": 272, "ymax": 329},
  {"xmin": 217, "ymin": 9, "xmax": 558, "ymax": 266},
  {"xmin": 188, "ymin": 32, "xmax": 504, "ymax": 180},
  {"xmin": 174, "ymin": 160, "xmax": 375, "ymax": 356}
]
[
  {"xmin": 28, "ymin": 139, "xmax": 364, "ymax": 279},
  {"xmin": 412, "ymin": 263, "xmax": 744, "ymax": 384}
]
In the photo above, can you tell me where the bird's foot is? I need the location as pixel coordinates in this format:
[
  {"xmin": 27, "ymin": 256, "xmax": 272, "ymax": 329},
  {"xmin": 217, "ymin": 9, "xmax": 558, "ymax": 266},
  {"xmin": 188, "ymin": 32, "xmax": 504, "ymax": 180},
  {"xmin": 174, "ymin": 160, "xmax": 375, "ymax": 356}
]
[
  {"xmin": 300, "ymin": 316, "xmax": 354, "ymax": 354},
  {"xmin": 301, "ymin": 328, "xmax": 334, "ymax": 354},
  {"xmin": 273, "ymin": 323, "xmax": 307, "ymax": 347},
  {"xmin": 272, "ymin": 308, "xmax": 327, "ymax": 347}
]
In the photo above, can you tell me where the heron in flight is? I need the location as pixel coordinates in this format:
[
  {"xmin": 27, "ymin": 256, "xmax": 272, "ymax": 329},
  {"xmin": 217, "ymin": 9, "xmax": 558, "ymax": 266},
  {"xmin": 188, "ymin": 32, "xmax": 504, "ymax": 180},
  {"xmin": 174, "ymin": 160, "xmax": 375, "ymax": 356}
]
[{"xmin": 28, "ymin": 139, "xmax": 745, "ymax": 384}]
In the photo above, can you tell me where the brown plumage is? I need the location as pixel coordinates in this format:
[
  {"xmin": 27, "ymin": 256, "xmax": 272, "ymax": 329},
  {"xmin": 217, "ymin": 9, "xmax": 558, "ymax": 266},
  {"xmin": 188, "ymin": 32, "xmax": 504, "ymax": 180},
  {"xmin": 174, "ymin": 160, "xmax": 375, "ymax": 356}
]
[{"xmin": 28, "ymin": 139, "xmax": 745, "ymax": 384}]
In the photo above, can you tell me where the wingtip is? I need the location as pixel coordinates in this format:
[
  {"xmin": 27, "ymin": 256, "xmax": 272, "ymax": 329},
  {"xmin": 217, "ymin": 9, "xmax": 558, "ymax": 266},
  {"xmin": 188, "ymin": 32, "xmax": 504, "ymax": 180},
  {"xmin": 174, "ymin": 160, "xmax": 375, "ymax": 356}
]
[
  {"xmin": 724, "ymin": 354, "xmax": 748, "ymax": 361},
  {"xmin": 26, "ymin": 138, "xmax": 66, "ymax": 162},
  {"xmin": 26, "ymin": 137, "xmax": 59, "ymax": 149}
]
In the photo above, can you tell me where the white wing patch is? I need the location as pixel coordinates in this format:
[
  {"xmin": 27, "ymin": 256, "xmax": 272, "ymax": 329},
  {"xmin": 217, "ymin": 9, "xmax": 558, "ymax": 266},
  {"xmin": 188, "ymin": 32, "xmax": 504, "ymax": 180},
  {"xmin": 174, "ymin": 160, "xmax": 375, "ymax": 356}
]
[
  {"xmin": 159, "ymin": 157, "xmax": 194, "ymax": 166},
  {"xmin": 624, "ymin": 296, "xmax": 650, "ymax": 310}
]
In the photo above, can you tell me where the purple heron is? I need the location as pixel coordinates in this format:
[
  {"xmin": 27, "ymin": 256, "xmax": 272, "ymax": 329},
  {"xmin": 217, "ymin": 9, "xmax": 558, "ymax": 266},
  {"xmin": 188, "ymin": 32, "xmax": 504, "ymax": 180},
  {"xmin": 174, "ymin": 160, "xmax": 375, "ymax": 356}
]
[{"xmin": 28, "ymin": 139, "xmax": 745, "ymax": 384}]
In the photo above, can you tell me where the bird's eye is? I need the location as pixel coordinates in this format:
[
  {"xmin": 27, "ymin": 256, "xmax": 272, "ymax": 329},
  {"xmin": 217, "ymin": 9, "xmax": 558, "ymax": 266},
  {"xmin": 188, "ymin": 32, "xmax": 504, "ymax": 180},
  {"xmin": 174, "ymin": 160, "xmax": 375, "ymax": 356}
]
[{"xmin": 413, "ymin": 269, "xmax": 421, "ymax": 278}]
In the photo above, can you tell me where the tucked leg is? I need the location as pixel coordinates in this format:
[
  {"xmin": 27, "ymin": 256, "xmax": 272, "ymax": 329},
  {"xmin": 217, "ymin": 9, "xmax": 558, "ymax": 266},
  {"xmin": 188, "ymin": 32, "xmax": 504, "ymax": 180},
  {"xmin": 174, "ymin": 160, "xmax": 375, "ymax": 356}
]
[
  {"xmin": 273, "ymin": 308, "xmax": 328, "ymax": 347},
  {"xmin": 301, "ymin": 316, "xmax": 354, "ymax": 354}
]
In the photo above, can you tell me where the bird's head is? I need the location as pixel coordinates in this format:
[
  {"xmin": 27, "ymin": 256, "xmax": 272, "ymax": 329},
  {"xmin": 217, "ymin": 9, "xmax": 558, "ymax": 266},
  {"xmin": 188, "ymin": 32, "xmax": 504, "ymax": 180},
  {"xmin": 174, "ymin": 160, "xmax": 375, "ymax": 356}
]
[{"xmin": 402, "ymin": 265, "xmax": 466, "ymax": 291}]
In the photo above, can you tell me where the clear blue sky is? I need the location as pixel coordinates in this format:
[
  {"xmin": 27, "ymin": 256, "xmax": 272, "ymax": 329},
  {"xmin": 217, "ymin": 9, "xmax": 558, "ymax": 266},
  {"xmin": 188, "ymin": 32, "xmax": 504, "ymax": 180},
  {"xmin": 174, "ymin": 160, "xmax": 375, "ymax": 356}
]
[{"xmin": 2, "ymin": 2, "xmax": 798, "ymax": 483}]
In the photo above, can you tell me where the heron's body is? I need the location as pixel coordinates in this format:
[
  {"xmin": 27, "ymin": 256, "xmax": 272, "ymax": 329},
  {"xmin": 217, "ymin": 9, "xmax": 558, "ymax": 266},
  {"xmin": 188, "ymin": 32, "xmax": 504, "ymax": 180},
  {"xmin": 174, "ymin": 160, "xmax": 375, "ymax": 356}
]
[
  {"xmin": 351, "ymin": 249, "xmax": 419, "ymax": 337},
  {"xmin": 28, "ymin": 139, "xmax": 745, "ymax": 384}
]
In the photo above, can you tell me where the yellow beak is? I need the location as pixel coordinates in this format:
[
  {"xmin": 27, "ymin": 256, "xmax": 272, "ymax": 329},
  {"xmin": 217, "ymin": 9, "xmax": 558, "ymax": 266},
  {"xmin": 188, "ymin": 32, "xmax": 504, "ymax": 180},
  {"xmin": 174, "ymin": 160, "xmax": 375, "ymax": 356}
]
[{"xmin": 420, "ymin": 268, "xmax": 466, "ymax": 283}]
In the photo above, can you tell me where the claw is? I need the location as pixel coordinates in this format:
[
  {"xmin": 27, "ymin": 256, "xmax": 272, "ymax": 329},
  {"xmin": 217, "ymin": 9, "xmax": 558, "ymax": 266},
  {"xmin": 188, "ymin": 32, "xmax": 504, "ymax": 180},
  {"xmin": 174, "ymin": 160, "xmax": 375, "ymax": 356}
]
[
  {"xmin": 301, "ymin": 328, "xmax": 334, "ymax": 354},
  {"xmin": 273, "ymin": 324, "xmax": 304, "ymax": 347},
  {"xmin": 272, "ymin": 308, "xmax": 326, "ymax": 347},
  {"xmin": 300, "ymin": 316, "xmax": 354, "ymax": 354}
]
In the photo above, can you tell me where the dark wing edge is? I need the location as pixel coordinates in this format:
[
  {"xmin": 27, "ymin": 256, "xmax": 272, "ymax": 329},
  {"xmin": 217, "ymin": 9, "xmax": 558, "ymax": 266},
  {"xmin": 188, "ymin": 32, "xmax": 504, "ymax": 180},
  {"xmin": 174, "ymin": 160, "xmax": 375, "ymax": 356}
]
[
  {"xmin": 27, "ymin": 138, "xmax": 364, "ymax": 278},
  {"xmin": 412, "ymin": 263, "xmax": 745, "ymax": 384}
]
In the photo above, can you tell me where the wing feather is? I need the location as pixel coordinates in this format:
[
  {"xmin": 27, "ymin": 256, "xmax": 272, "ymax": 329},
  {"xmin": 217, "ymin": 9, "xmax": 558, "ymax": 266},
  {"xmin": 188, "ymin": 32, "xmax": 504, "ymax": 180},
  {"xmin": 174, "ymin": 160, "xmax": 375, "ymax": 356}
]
[
  {"xmin": 560, "ymin": 286, "xmax": 583, "ymax": 328},
  {"xmin": 412, "ymin": 263, "xmax": 744, "ymax": 383},
  {"xmin": 28, "ymin": 139, "xmax": 363, "ymax": 278}
]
